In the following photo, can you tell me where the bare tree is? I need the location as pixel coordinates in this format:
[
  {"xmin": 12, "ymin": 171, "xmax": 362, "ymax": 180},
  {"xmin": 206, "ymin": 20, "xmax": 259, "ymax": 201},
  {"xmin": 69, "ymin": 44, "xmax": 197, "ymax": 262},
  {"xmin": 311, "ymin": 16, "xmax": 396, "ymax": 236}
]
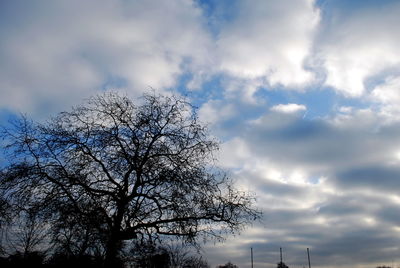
[
  {"xmin": 5, "ymin": 209, "xmax": 49, "ymax": 255},
  {"xmin": 182, "ymin": 255, "xmax": 210, "ymax": 268},
  {"xmin": 1, "ymin": 92, "xmax": 260, "ymax": 266},
  {"xmin": 166, "ymin": 243, "xmax": 191, "ymax": 268},
  {"xmin": 51, "ymin": 211, "xmax": 107, "ymax": 258}
]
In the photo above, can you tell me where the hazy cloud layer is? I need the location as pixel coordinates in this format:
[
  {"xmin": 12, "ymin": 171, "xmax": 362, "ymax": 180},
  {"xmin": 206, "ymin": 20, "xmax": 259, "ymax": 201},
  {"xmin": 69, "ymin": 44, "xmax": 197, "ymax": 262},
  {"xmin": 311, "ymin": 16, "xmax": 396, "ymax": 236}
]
[{"xmin": 2, "ymin": 1, "xmax": 400, "ymax": 267}]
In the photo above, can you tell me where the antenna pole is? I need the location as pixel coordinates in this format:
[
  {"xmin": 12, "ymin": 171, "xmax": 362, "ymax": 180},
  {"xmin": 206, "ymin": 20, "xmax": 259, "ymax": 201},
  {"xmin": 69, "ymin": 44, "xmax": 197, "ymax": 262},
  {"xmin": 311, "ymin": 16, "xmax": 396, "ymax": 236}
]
[
  {"xmin": 280, "ymin": 247, "xmax": 283, "ymax": 263},
  {"xmin": 251, "ymin": 247, "xmax": 253, "ymax": 268},
  {"xmin": 307, "ymin": 248, "xmax": 311, "ymax": 268}
]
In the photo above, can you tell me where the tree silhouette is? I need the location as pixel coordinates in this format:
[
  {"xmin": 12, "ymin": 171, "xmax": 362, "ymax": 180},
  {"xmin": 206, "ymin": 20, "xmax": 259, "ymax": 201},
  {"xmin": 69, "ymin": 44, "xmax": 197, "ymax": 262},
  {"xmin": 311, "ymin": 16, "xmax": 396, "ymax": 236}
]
[{"xmin": 1, "ymin": 92, "xmax": 260, "ymax": 266}]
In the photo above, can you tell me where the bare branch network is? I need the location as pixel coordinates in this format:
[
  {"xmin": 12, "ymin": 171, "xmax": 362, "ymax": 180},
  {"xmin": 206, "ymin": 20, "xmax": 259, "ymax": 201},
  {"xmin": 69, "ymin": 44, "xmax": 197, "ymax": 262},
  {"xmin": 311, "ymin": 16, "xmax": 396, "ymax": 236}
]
[{"xmin": 1, "ymin": 92, "xmax": 260, "ymax": 266}]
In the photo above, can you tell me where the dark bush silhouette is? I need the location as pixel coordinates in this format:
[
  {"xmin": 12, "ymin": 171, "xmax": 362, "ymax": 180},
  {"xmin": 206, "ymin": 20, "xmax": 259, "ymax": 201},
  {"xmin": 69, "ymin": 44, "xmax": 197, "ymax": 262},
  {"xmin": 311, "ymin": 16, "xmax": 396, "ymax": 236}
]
[
  {"xmin": 1, "ymin": 251, "xmax": 45, "ymax": 268},
  {"xmin": 277, "ymin": 261, "xmax": 289, "ymax": 268},
  {"xmin": 47, "ymin": 253, "xmax": 108, "ymax": 268},
  {"xmin": 135, "ymin": 252, "xmax": 170, "ymax": 268},
  {"xmin": 1, "ymin": 92, "xmax": 260, "ymax": 267},
  {"xmin": 128, "ymin": 241, "xmax": 210, "ymax": 268},
  {"xmin": 217, "ymin": 261, "xmax": 239, "ymax": 268}
]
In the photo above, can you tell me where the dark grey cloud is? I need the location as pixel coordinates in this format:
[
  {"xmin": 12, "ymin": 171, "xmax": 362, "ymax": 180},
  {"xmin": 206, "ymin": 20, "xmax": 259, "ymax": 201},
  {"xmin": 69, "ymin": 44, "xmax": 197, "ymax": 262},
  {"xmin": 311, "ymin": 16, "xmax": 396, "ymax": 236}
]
[
  {"xmin": 336, "ymin": 165, "xmax": 400, "ymax": 194},
  {"xmin": 214, "ymin": 108, "xmax": 400, "ymax": 267},
  {"xmin": 241, "ymin": 111, "xmax": 400, "ymax": 172}
]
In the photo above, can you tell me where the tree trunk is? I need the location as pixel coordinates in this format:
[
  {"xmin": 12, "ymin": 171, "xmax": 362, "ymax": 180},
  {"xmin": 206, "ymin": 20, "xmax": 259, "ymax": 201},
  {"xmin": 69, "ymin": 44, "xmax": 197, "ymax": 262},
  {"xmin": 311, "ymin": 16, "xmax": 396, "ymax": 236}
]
[
  {"xmin": 104, "ymin": 234, "xmax": 122, "ymax": 267},
  {"xmin": 104, "ymin": 205, "xmax": 125, "ymax": 267}
]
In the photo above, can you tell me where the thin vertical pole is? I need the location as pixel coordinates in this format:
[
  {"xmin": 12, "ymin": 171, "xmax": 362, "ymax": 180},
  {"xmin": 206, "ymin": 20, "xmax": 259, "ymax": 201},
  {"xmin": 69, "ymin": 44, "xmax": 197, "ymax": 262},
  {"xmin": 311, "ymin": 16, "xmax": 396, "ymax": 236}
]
[
  {"xmin": 280, "ymin": 247, "xmax": 283, "ymax": 263},
  {"xmin": 251, "ymin": 247, "xmax": 253, "ymax": 268},
  {"xmin": 307, "ymin": 248, "xmax": 311, "ymax": 268}
]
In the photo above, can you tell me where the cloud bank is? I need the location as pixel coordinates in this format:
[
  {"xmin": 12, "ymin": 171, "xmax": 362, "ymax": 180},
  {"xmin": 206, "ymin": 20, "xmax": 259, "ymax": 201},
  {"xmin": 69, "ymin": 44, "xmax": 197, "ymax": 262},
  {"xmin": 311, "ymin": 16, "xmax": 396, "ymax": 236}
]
[{"xmin": 0, "ymin": 0, "xmax": 212, "ymax": 116}]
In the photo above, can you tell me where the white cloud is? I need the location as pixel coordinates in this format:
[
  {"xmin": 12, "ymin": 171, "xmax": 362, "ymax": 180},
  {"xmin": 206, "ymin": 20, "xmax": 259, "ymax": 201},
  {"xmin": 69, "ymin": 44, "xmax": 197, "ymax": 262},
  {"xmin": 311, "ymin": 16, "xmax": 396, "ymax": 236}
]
[
  {"xmin": 220, "ymin": 77, "xmax": 266, "ymax": 104},
  {"xmin": 338, "ymin": 106, "xmax": 353, "ymax": 114},
  {"xmin": 0, "ymin": 0, "xmax": 213, "ymax": 117},
  {"xmin": 198, "ymin": 100, "xmax": 236, "ymax": 125},
  {"xmin": 319, "ymin": 1, "xmax": 400, "ymax": 97},
  {"xmin": 371, "ymin": 76, "xmax": 400, "ymax": 104},
  {"xmin": 217, "ymin": 0, "xmax": 319, "ymax": 88},
  {"xmin": 365, "ymin": 76, "xmax": 400, "ymax": 122},
  {"xmin": 271, "ymin": 103, "xmax": 307, "ymax": 114},
  {"xmin": 218, "ymin": 137, "xmax": 252, "ymax": 169}
]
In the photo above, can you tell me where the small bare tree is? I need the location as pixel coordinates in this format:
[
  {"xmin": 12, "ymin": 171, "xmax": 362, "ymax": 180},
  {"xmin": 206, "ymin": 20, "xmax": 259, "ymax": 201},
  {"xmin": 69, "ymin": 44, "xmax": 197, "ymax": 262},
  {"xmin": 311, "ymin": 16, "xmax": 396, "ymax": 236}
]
[
  {"xmin": 182, "ymin": 255, "xmax": 210, "ymax": 268},
  {"xmin": 5, "ymin": 209, "xmax": 49, "ymax": 255}
]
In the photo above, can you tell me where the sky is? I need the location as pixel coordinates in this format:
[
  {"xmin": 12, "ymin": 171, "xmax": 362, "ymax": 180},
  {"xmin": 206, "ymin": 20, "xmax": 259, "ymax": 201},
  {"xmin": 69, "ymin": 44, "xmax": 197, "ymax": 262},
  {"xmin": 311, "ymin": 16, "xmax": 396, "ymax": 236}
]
[{"xmin": 2, "ymin": 0, "xmax": 400, "ymax": 267}]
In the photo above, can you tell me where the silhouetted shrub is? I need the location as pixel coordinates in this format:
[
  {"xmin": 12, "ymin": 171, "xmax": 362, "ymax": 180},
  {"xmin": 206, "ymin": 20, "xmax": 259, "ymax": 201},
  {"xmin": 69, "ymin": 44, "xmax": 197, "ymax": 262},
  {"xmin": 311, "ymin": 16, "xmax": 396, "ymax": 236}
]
[
  {"xmin": 47, "ymin": 253, "xmax": 105, "ymax": 268},
  {"xmin": 277, "ymin": 261, "xmax": 289, "ymax": 268},
  {"xmin": 217, "ymin": 261, "xmax": 239, "ymax": 268},
  {"xmin": 2, "ymin": 251, "xmax": 45, "ymax": 268}
]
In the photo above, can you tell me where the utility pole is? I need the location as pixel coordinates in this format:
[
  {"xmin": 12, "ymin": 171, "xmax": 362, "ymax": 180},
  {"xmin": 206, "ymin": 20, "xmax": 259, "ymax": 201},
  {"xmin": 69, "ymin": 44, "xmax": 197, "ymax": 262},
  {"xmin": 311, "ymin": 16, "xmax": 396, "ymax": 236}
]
[
  {"xmin": 307, "ymin": 248, "xmax": 311, "ymax": 268},
  {"xmin": 251, "ymin": 247, "xmax": 253, "ymax": 268}
]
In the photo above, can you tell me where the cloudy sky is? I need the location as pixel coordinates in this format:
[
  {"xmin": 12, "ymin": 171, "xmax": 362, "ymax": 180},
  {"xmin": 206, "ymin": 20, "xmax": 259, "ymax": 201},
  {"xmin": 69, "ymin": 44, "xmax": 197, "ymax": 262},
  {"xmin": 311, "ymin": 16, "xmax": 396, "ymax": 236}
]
[{"xmin": 2, "ymin": 0, "xmax": 400, "ymax": 267}]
